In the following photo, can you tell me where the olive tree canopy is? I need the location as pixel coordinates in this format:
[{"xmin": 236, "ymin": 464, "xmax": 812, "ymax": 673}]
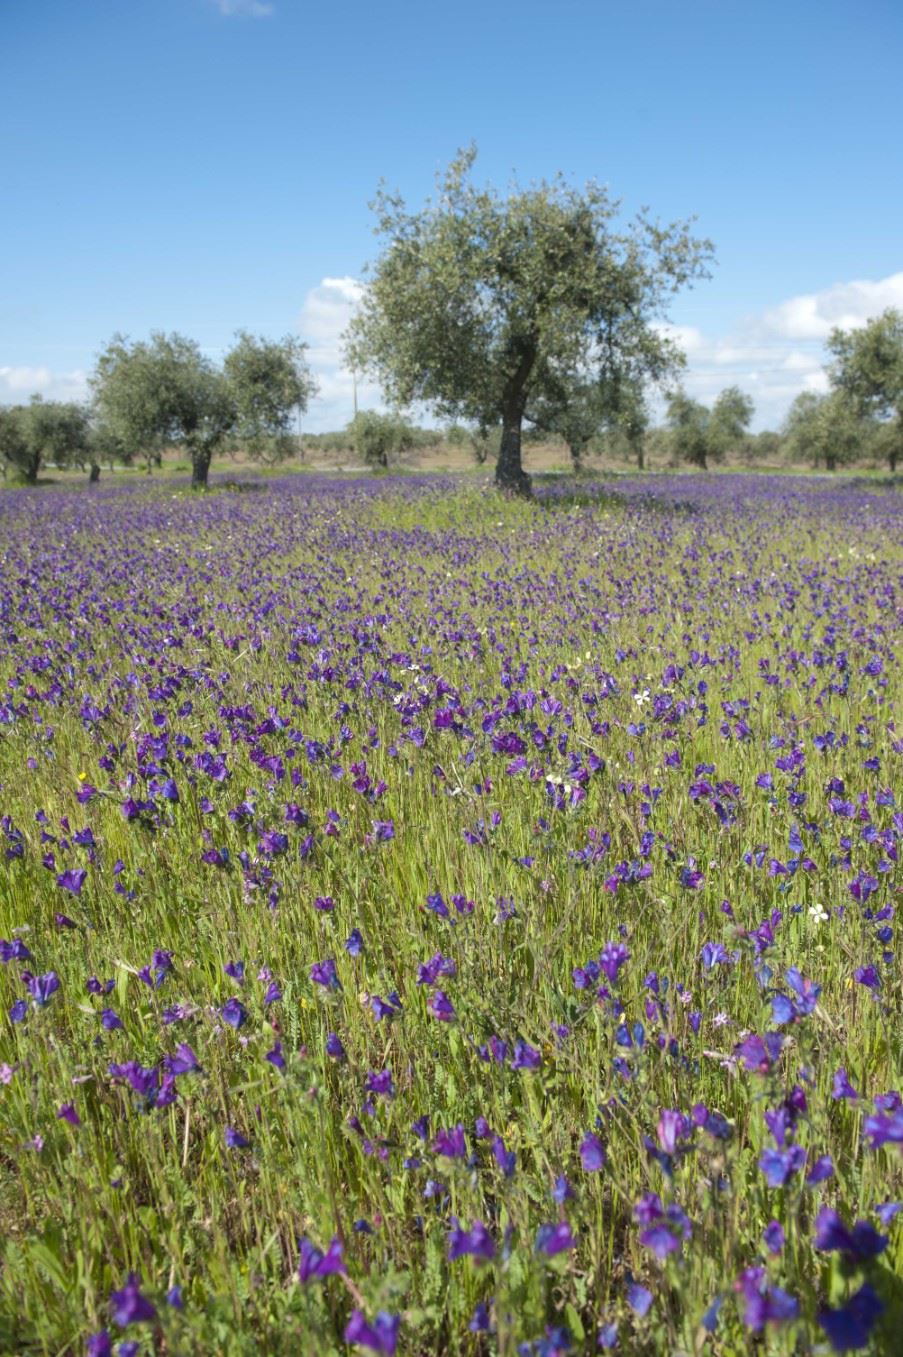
[
  {"xmin": 827, "ymin": 309, "xmax": 903, "ymax": 473},
  {"xmin": 224, "ymin": 331, "xmax": 317, "ymax": 463},
  {"xmin": 344, "ymin": 147, "xmax": 713, "ymax": 493},
  {"xmin": 0, "ymin": 397, "xmax": 91, "ymax": 483},
  {"xmin": 782, "ymin": 389, "xmax": 863, "ymax": 473},
  {"xmin": 91, "ymin": 332, "xmax": 235, "ymax": 489},
  {"xmin": 666, "ymin": 385, "xmax": 753, "ymax": 469},
  {"xmin": 91, "ymin": 330, "xmax": 316, "ymax": 487}
]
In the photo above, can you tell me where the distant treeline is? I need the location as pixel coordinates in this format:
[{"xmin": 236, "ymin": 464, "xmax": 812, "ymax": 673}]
[{"xmin": 2, "ymin": 311, "xmax": 901, "ymax": 485}]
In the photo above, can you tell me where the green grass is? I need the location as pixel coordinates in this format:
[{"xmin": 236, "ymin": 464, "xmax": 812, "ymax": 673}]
[{"xmin": 0, "ymin": 475, "xmax": 900, "ymax": 1355}]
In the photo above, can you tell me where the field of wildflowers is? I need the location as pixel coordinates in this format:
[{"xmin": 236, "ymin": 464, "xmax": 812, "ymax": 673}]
[{"xmin": 0, "ymin": 471, "xmax": 901, "ymax": 1356}]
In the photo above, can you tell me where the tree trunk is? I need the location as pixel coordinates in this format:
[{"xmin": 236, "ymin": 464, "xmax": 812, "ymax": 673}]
[
  {"xmin": 192, "ymin": 449, "xmax": 212, "ymax": 490},
  {"xmin": 889, "ymin": 446, "xmax": 898, "ymax": 474},
  {"xmin": 89, "ymin": 462, "xmax": 101, "ymax": 484},
  {"xmin": 632, "ymin": 437, "xmax": 645, "ymax": 471},
  {"xmin": 495, "ymin": 408, "xmax": 531, "ymax": 495},
  {"xmin": 826, "ymin": 454, "xmax": 836, "ymax": 472}
]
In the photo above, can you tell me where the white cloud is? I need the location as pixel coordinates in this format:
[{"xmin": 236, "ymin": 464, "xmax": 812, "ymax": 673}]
[
  {"xmin": 655, "ymin": 322, "xmax": 705, "ymax": 355},
  {"xmin": 659, "ymin": 270, "xmax": 903, "ymax": 429},
  {"xmin": 0, "ymin": 366, "xmax": 89, "ymax": 405},
  {"xmin": 212, "ymin": 0, "xmax": 274, "ymax": 17},
  {"xmin": 759, "ymin": 271, "xmax": 903, "ymax": 341},
  {"xmin": 297, "ymin": 276, "xmax": 386, "ymax": 431}
]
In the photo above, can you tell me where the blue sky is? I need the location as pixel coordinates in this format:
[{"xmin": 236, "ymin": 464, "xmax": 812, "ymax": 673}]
[{"xmin": 2, "ymin": 0, "xmax": 901, "ymax": 429}]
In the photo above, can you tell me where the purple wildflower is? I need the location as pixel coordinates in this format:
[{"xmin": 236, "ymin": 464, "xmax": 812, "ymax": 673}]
[
  {"xmin": 535, "ymin": 1220, "xmax": 576, "ymax": 1255},
  {"xmin": 109, "ymin": 1273, "xmax": 157, "ymax": 1326},
  {"xmin": 818, "ymin": 1284, "xmax": 883, "ymax": 1352},
  {"xmin": 310, "ymin": 957, "xmax": 341, "ymax": 990},
  {"xmin": 580, "ymin": 1132, "xmax": 606, "ymax": 1171},
  {"xmin": 343, "ymin": 1309, "xmax": 400, "ymax": 1355},
  {"xmin": 447, "ymin": 1217, "xmax": 496, "ymax": 1261},
  {"xmin": 56, "ymin": 868, "xmax": 87, "ymax": 895},
  {"xmin": 221, "ymin": 997, "xmax": 247, "ymax": 1029}
]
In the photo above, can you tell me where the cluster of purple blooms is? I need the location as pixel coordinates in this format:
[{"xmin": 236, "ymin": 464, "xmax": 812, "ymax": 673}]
[{"xmin": 0, "ymin": 472, "xmax": 901, "ymax": 1353}]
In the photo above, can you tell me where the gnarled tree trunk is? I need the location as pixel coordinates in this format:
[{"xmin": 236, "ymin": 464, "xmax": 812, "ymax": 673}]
[
  {"xmin": 191, "ymin": 448, "xmax": 212, "ymax": 490},
  {"xmin": 495, "ymin": 351, "xmax": 535, "ymax": 495},
  {"xmin": 495, "ymin": 411, "xmax": 531, "ymax": 495}
]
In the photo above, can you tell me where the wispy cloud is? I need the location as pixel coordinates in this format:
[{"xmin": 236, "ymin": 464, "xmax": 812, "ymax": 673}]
[
  {"xmin": 758, "ymin": 271, "xmax": 903, "ymax": 342},
  {"xmin": 0, "ymin": 366, "xmax": 89, "ymax": 405},
  {"xmin": 211, "ymin": 0, "xmax": 274, "ymax": 18},
  {"xmin": 655, "ymin": 270, "xmax": 903, "ymax": 428},
  {"xmin": 297, "ymin": 276, "xmax": 385, "ymax": 431}
]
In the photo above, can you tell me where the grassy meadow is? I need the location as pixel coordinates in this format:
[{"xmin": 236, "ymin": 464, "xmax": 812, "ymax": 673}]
[{"xmin": 0, "ymin": 470, "xmax": 901, "ymax": 1355}]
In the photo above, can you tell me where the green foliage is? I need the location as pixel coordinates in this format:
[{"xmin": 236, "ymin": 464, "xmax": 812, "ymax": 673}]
[
  {"xmin": 0, "ymin": 404, "xmax": 33, "ymax": 481},
  {"xmin": 708, "ymin": 385, "xmax": 754, "ymax": 461},
  {"xmin": 348, "ymin": 410, "xmax": 419, "ymax": 468},
  {"xmin": 828, "ymin": 308, "xmax": 903, "ymax": 471},
  {"xmin": 666, "ymin": 385, "xmax": 754, "ymax": 469},
  {"xmin": 223, "ymin": 331, "xmax": 317, "ymax": 464},
  {"xmin": 782, "ymin": 389, "xmax": 865, "ymax": 471},
  {"xmin": 345, "ymin": 146, "xmax": 712, "ymax": 491},
  {"xmin": 665, "ymin": 390, "xmax": 711, "ymax": 468},
  {"xmin": 91, "ymin": 332, "xmax": 235, "ymax": 488},
  {"xmin": 0, "ymin": 397, "xmax": 91, "ymax": 483}
]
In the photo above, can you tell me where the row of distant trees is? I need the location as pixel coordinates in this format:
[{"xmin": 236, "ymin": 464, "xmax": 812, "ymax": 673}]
[
  {"xmin": 659, "ymin": 310, "xmax": 902, "ymax": 475},
  {"xmin": 0, "ymin": 331, "xmax": 317, "ymax": 488},
  {"xmin": 3, "ymin": 336, "xmax": 899, "ymax": 487},
  {"xmin": 316, "ymin": 325, "xmax": 902, "ymax": 474},
  {"xmin": 337, "ymin": 317, "xmax": 902, "ymax": 478},
  {"xmin": 2, "ymin": 146, "xmax": 901, "ymax": 488}
]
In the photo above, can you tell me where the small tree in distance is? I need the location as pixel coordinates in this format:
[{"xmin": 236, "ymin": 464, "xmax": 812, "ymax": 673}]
[
  {"xmin": 345, "ymin": 146, "xmax": 712, "ymax": 495},
  {"xmin": 528, "ymin": 377, "xmax": 612, "ymax": 472},
  {"xmin": 0, "ymin": 406, "xmax": 31, "ymax": 481},
  {"xmin": 666, "ymin": 391, "xmax": 710, "ymax": 468},
  {"xmin": 0, "ymin": 397, "xmax": 91, "ymax": 483},
  {"xmin": 666, "ymin": 385, "xmax": 753, "ymax": 469},
  {"xmin": 782, "ymin": 389, "xmax": 863, "ymax": 472},
  {"xmin": 224, "ymin": 332, "xmax": 317, "ymax": 464},
  {"xmin": 348, "ymin": 410, "xmax": 418, "ymax": 469},
  {"xmin": 92, "ymin": 333, "xmax": 235, "ymax": 489},
  {"xmin": 708, "ymin": 385, "xmax": 754, "ymax": 462},
  {"xmin": 827, "ymin": 308, "xmax": 903, "ymax": 473},
  {"xmin": 91, "ymin": 330, "xmax": 317, "ymax": 488}
]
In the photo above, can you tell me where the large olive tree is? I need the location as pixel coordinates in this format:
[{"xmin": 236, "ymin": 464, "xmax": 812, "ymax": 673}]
[{"xmin": 345, "ymin": 148, "xmax": 712, "ymax": 494}]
